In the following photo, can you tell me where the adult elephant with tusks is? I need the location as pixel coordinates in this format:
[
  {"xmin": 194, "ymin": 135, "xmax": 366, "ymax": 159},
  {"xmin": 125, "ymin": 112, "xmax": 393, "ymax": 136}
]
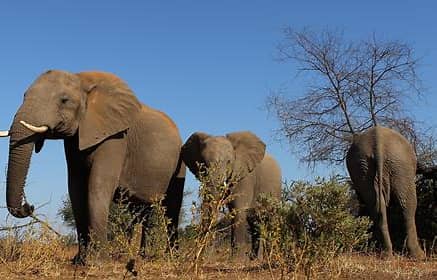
[
  {"xmin": 0, "ymin": 70, "xmax": 186, "ymax": 265},
  {"xmin": 181, "ymin": 131, "xmax": 282, "ymax": 259},
  {"xmin": 346, "ymin": 125, "xmax": 425, "ymax": 260}
]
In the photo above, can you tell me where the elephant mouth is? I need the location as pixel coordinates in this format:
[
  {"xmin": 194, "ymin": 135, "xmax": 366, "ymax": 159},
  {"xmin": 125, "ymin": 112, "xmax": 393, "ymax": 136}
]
[
  {"xmin": 35, "ymin": 137, "xmax": 46, "ymax": 153},
  {"xmin": 18, "ymin": 120, "xmax": 75, "ymax": 151}
]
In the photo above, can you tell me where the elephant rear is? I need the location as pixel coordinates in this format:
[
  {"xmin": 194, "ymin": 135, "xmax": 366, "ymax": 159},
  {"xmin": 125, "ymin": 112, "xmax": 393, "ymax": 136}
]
[
  {"xmin": 345, "ymin": 126, "xmax": 425, "ymax": 259},
  {"xmin": 346, "ymin": 126, "xmax": 416, "ymax": 203}
]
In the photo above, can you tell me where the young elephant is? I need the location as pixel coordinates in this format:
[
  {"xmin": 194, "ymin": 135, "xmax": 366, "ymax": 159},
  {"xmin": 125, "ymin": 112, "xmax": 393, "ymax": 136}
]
[
  {"xmin": 346, "ymin": 126, "xmax": 425, "ymax": 259},
  {"xmin": 181, "ymin": 131, "xmax": 282, "ymax": 258}
]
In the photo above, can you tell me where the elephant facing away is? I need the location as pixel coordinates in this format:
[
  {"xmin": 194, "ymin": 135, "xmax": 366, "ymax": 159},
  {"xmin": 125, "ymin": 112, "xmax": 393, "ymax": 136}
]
[
  {"xmin": 3, "ymin": 70, "xmax": 185, "ymax": 264},
  {"xmin": 181, "ymin": 131, "xmax": 282, "ymax": 258},
  {"xmin": 346, "ymin": 126, "xmax": 425, "ymax": 259}
]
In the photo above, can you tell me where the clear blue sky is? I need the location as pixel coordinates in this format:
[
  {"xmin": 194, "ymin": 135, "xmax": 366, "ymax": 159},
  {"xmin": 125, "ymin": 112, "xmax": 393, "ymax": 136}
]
[{"xmin": 0, "ymin": 1, "xmax": 436, "ymax": 231}]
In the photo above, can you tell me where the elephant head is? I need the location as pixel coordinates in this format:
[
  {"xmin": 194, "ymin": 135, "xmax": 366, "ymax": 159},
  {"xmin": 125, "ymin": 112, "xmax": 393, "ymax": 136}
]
[
  {"xmin": 181, "ymin": 131, "xmax": 266, "ymax": 186},
  {"xmin": 5, "ymin": 70, "xmax": 141, "ymax": 218}
]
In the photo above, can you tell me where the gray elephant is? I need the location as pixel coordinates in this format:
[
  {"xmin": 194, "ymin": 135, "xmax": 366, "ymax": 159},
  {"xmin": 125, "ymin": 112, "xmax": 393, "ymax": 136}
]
[
  {"xmin": 181, "ymin": 131, "xmax": 282, "ymax": 258},
  {"xmin": 346, "ymin": 126, "xmax": 425, "ymax": 259},
  {"xmin": 1, "ymin": 70, "xmax": 186, "ymax": 264}
]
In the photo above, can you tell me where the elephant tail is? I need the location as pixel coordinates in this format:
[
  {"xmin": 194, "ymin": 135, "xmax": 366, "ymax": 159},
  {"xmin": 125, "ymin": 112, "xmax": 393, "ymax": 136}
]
[{"xmin": 374, "ymin": 127, "xmax": 389, "ymax": 213}]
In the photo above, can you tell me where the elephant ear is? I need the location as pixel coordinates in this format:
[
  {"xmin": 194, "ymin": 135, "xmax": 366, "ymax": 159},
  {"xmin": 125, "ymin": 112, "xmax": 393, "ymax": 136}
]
[
  {"xmin": 226, "ymin": 131, "xmax": 266, "ymax": 178},
  {"xmin": 77, "ymin": 72, "xmax": 142, "ymax": 151},
  {"xmin": 181, "ymin": 132, "xmax": 210, "ymax": 176}
]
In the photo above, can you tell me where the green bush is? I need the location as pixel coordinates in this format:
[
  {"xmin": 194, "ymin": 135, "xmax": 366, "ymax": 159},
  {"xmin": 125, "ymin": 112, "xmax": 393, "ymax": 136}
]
[
  {"xmin": 415, "ymin": 177, "xmax": 437, "ymax": 253},
  {"xmin": 251, "ymin": 176, "xmax": 372, "ymax": 275},
  {"xmin": 287, "ymin": 178, "xmax": 372, "ymax": 252}
]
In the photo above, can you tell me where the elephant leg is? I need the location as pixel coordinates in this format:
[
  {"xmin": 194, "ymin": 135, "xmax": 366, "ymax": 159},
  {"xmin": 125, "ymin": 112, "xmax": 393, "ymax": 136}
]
[
  {"xmin": 87, "ymin": 178, "xmax": 113, "ymax": 254},
  {"xmin": 377, "ymin": 196, "xmax": 393, "ymax": 258},
  {"xmin": 68, "ymin": 172, "xmax": 90, "ymax": 265},
  {"xmin": 87, "ymin": 136, "xmax": 127, "ymax": 255},
  {"xmin": 137, "ymin": 205, "xmax": 151, "ymax": 257},
  {"xmin": 402, "ymin": 203, "xmax": 425, "ymax": 259},
  {"xmin": 125, "ymin": 222, "xmax": 134, "ymax": 243},
  {"xmin": 231, "ymin": 212, "xmax": 250, "ymax": 256},
  {"xmin": 65, "ymin": 139, "xmax": 90, "ymax": 265},
  {"xmin": 229, "ymin": 204, "xmax": 251, "ymax": 258},
  {"xmin": 163, "ymin": 173, "xmax": 185, "ymax": 250},
  {"xmin": 229, "ymin": 179, "xmax": 254, "ymax": 258},
  {"xmin": 247, "ymin": 211, "xmax": 260, "ymax": 260},
  {"xmin": 139, "ymin": 222, "xmax": 147, "ymax": 257},
  {"xmin": 355, "ymin": 178, "xmax": 392, "ymax": 257},
  {"xmin": 395, "ymin": 185, "xmax": 425, "ymax": 259}
]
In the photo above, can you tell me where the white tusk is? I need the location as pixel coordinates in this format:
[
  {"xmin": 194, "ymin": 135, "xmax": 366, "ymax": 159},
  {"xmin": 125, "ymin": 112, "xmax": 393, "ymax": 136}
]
[
  {"xmin": 19, "ymin": 121, "xmax": 49, "ymax": 133},
  {"xmin": 0, "ymin": 130, "xmax": 9, "ymax": 137}
]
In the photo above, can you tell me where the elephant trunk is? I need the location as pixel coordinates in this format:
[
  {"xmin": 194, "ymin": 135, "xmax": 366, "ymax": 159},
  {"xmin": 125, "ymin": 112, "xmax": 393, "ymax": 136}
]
[{"xmin": 6, "ymin": 112, "xmax": 36, "ymax": 218}]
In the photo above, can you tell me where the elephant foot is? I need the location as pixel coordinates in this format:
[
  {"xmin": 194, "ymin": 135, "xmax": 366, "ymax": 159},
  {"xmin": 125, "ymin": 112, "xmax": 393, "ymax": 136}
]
[
  {"xmin": 410, "ymin": 249, "xmax": 426, "ymax": 261},
  {"xmin": 138, "ymin": 250, "xmax": 158, "ymax": 261},
  {"xmin": 248, "ymin": 249, "xmax": 259, "ymax": 261},
  {"xmin": 72, "ymin": 252, "xmax": 87, "ymax": 266},
  {"xmin": 380, "ymin": 250, "xmax": 393, "ymax": 260},
  {"xmin": 231, "ymin": 247, "xmax": 251, "ymax": 261},
  {"xmin": 138, "ymin": 250, "xmax": 147, "ymax": 259}
]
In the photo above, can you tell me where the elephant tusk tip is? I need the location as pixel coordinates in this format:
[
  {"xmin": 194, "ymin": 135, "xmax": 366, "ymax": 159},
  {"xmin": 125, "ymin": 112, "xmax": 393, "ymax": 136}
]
[{"xmin": 0, "ymin": 130, "xmax": 9, "ymax": 137}]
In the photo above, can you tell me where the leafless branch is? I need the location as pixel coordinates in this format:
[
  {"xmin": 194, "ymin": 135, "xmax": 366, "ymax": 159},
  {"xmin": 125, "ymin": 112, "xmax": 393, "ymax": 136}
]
[
  {"xmin": 29, "ymin": 214, "xmax": 62, "ymax": 236},
  {"xmin": 269, "ymin": 28, "xmax": 423, "ymax": 166}
]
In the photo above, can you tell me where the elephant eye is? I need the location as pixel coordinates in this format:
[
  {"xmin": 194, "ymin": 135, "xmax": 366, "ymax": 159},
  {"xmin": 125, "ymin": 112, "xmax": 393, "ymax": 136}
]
[{"xmin": 60, "ymin": 96, "xmax": 69, "ymax": 104}]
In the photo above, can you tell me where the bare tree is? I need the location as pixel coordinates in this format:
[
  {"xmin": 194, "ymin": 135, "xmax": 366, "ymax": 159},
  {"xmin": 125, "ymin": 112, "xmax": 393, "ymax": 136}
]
[{"xmin": 267, "ymin": 28, "xmax": 422, "ymax": 166}]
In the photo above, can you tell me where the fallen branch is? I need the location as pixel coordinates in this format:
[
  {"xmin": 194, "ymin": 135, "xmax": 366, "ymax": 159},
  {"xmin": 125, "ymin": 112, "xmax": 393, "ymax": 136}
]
[
  {"xmin": 0, "ymin": 200, "xmax": 62, "ymax": 236},
  {"xmin": 0, "ymin": 216, "xmax": 61, "ymax": 236},
  {"xmin": 30, "ymin": 214, "xmax": 62, "ymax": 236},
  {"xmin": 0, "ymin": 220, "xmax": 39, "ymax": 231}
]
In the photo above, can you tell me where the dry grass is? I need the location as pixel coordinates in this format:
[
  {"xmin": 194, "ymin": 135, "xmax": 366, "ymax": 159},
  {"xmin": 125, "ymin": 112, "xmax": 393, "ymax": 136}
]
[
  {"xmin": 333, "ymin": 253, "xmax": 437, "ymax": 280},
  {"xmin": 0, "ymin": 244, "xmax": 435, "ymax": 280},
  {"xmin": 0, "ymin": 176, "xmax": 434, "ymax": 279},
  {"xmin": 0, "ymin": 222, "xmax": 435, "ymax": 279}
]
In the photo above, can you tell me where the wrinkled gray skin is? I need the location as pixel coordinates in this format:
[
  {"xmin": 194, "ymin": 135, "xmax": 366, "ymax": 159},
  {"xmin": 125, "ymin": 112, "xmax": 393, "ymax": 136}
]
[
  {"xmin": 5, "ymin": 70, "xmax": 185, "ymax": 264},
  {"xmin": 346, "ymin": 126, "xmax": 425, "ymax": 259},
  {"xmin": 181, "ymin": 131, "xmax": 282, "ymax": 258}
]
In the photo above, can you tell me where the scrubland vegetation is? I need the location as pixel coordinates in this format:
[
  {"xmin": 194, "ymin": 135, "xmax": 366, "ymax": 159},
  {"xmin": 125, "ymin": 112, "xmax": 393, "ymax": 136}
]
[{"xmin": 0, "ymin": 174, "xmax": 435, "ymax": 279}]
